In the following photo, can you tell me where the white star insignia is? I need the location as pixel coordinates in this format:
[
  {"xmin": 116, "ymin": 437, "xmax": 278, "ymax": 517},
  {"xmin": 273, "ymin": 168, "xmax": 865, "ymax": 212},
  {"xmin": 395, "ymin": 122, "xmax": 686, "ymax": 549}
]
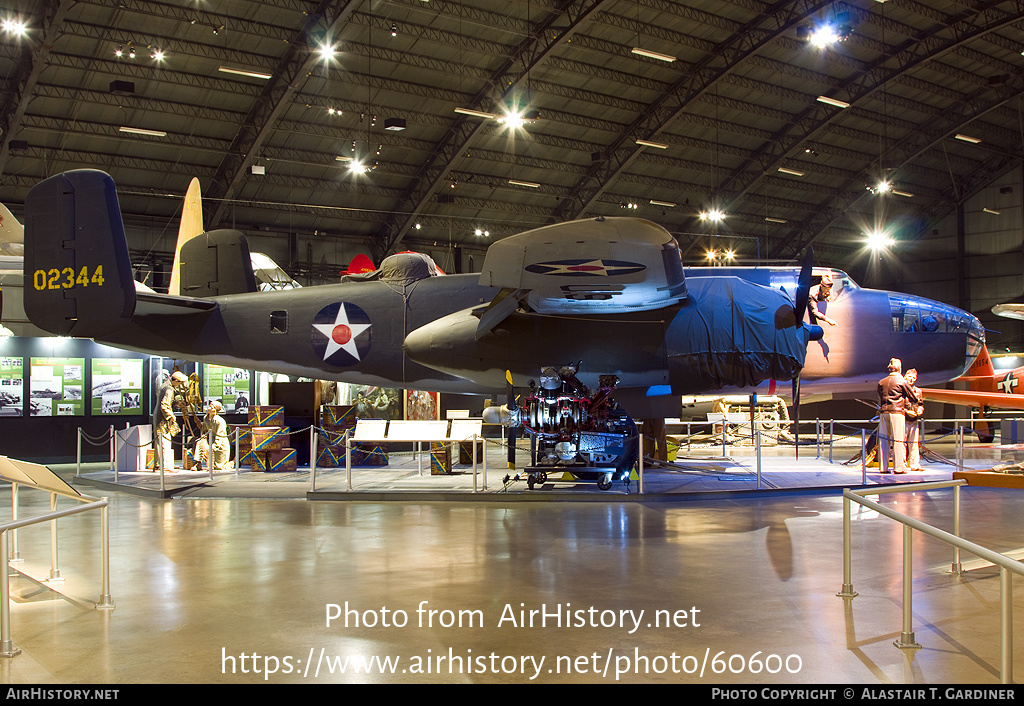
[{"xmin": 313, "ymin": 305, "xmax": 371, "ymax": 362}]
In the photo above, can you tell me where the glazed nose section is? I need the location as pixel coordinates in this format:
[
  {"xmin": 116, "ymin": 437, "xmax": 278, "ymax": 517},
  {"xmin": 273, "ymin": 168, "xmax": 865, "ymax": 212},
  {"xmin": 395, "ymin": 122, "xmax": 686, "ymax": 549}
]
[
  {"xmin": 965, "ymin": 311, "xmax": 986, "ymax": 367},
  {"xmin": 908, "ymin": 296, "xmax": 985, "ymax": 372}
]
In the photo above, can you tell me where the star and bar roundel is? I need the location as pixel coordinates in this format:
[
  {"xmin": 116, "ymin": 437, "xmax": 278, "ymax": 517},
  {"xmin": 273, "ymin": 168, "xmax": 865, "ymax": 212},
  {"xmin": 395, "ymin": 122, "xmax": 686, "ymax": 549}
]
[
  {"xmin": 310, "ymin": 302, "xmax": 372, "ymax": 367},
  {"xmin": 524, "ymin": 259, "xmax": 646, "ymax": 277}
]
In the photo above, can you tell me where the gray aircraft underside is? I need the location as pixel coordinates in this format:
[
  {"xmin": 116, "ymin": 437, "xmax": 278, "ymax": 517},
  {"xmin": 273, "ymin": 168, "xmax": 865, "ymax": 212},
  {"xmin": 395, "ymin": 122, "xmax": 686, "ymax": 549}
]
[{"xmin": 17, "ymin": 170, "xmax": 984, "ymax": 418}]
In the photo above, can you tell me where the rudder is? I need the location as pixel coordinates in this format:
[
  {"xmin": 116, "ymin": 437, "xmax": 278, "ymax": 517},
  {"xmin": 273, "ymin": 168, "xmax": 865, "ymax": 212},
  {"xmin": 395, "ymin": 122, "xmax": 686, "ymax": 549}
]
[{"xmin": 24, "ymin": 170, "xmax": 136, "ymax": 337}]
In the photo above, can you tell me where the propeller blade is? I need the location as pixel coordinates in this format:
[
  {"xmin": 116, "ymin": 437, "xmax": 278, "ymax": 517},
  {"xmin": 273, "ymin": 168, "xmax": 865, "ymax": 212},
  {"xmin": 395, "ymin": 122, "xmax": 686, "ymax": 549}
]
[
  {"xmin": 505, "ymin": 370, "xmax": 516, "ymax": 410},
  {"xmin": 793, "ymin": 247, "xmax": 814, "ymax": 324},
  {"xmin": 792, "ymin": 374, "xmax": 801, "ymax": 459},
  {"xmin": 790, "ymin": 248, "xmax": 813, "ymax": 459},
  {"xmin": 505, "ymin": 370, "xmax": 517, "ymax": 469}
]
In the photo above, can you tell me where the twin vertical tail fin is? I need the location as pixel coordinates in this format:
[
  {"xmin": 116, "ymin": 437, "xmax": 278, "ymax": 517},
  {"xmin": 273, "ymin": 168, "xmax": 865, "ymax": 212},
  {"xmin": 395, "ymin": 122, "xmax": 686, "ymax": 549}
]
[
  {"xmin": 0, "ymin": 202, "xmax": 24, "ymax": 256},
  {"xmin": 24, "ymin": 170, "xmax": 136, "ymax": 337},
  {"xmin": 168, "ymin": 177, "xmax": 204, "ymax": 296}
]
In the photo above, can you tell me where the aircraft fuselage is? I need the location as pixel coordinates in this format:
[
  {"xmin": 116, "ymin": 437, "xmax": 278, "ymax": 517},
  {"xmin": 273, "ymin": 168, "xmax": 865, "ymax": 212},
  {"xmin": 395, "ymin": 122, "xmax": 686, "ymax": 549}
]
[{"xmin": 95, "ymin": 267, "xmax": 980, "ymax": 405}]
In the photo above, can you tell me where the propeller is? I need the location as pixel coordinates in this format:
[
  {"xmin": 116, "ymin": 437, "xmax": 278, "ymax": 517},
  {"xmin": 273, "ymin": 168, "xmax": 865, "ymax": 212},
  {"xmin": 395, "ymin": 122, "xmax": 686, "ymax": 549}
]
[
  {"xmin": 792, "ymin": 247, "xmax": 814, "ymax": 459},
  {"xmin": 505, "ymin": 369, "xmax": 518, "ymax": 470}
]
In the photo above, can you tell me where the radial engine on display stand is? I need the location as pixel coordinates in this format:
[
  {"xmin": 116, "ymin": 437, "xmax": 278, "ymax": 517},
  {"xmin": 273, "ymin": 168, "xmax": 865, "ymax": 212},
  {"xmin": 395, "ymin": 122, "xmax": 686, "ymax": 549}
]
[{"xmin": 483, "ymin": 364, "xmax": 638, "ymax": 491}]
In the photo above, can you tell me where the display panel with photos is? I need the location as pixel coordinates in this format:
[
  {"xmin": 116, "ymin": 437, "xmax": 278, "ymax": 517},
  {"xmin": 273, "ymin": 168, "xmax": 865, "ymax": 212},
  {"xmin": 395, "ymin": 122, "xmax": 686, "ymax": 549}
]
[
  {"xmin": 29, "ymin": 357, "xmax": 85, "ymax": 416},
  {"xmin": 202, "ymin": 364, "xmax": 252, "ymax": 414},
  {"xmin": 0, "ymin": 357, "xmax": 24, "ymax": 417},
  {"xmin": 91, "ymin": 358, "xmax": 144, "ymax": 415}
]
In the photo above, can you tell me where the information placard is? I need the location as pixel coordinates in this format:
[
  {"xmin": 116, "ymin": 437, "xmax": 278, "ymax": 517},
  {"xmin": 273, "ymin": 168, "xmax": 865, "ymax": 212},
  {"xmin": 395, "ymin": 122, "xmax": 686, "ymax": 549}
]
[
  {"xmin": 29, "ymin": 357, "xmax": 85, "ymax": 416},
  {"xmin": 0, "ymin": 356, "xmax": 24, "ymax": 417},
  {"xmin": 203, "ymin": 363, "xmax": 252, "ymax": 413},
  {"xmin": 91, "ymin": 357, "xmax": 144, "ymax": 415}
]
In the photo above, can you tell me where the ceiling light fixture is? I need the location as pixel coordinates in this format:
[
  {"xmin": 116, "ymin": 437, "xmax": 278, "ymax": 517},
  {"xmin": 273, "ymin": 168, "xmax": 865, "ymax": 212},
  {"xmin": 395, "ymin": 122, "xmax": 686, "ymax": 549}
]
[
  {"xmin": 499, "ymin": 112, "xmax": 527, "ymax": 129},
  {"xmin": 631, "ymin": 47, "xmax": 676, "ymax": 62},
  {"xmin": 866, "ymin": 230, "xmax": 895, "ymax": 249},
  {"xmin": 955, "ymin": 133, "xmax": 981, "ymax": 144},
  {"xmin": 891, "ymin": 189, "xmax": 913, "ymax": 198},
  {"xmin": 218, "ymin": 66, "xmax": 272, "ymax": 80},
  {"xmin": 508, "ymin": 179, "xmax": 540, "ymax": 188},
  {"xmin": 765, "ymin": 217, "xmax": 788, "ymax": 223},
  {"xmin": 454, "ymin": 107, "xmax": 498, "ymax": 120},
  {"xmin": 649, "ymin": 200, "xmax": 676, "ymax": 207},
  {"xmin": 1, "ymin": 18, "xmax": 27, "ymax": 36},
  {"xmin": 984, "ymin": 207, "xmax": 1001, "ymax": 215},
  {"xmin": 777, "ymin": 167, "xmax": 805, "ymax": 176},
  {"xmin": 118, "ymin": 126, "xmax": 166, "ymax": 137},
  {"xmin": 808, "ymin": 26, "xmax": 840, "ymax": 48},
  {"xmin": 817, "ymin": 95, "xmax": 850, "ymax": 108},
  {"xmin": 635, "ymin": 139, "xmax": 669, "ymax": 149},
  {"xmin": 317, "ymin": 43, "xmax": 336, "ymax": 62}
]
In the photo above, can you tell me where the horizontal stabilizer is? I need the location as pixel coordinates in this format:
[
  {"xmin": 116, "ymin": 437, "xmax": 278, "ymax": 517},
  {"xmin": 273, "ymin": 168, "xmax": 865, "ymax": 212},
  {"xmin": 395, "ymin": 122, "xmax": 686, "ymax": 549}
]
[{"xmin": 24, "ymin": 170, "xmax": 136, "ymax": 337}]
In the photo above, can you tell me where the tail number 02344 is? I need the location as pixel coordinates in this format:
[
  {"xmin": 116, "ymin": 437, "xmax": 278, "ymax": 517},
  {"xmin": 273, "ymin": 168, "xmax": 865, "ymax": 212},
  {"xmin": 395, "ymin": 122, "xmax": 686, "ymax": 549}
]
[{"xmin": 33, "ymin": 266, "xmax": 105, "ymax": 290}]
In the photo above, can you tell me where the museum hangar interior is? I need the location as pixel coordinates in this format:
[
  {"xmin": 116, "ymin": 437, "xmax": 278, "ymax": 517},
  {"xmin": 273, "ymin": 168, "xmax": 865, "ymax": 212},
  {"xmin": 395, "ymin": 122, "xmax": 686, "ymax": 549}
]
[{"xmin": 1, "ymin": 0, "xmax": 1024, "ymax": 685}]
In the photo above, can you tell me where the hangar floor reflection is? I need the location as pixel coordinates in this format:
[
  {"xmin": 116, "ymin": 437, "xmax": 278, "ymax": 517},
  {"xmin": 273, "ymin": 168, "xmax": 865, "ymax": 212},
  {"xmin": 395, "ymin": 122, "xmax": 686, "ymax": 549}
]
[{"xmin": 1, "ymin": 472, "xmax": 1022, "ymax": 684}]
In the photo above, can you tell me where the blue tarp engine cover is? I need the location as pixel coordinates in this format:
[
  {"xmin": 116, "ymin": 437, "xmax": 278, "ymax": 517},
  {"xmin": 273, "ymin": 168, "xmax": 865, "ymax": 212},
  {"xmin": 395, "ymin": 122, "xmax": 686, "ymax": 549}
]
[
  {"xmin": 341, "ymin": 252, "xmax": 440, "ymax": 285},
  {"xmin": 665, "ymin": 276, "xmax": 810, "ymax": 393}
]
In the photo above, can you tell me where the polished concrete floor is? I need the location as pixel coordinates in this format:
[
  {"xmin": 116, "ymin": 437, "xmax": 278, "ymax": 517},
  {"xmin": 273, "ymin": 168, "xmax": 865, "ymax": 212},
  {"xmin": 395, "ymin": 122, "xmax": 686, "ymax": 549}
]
[{"xmin": 3, "ymin": 452, "xmax": 1024, "ymax": 684}]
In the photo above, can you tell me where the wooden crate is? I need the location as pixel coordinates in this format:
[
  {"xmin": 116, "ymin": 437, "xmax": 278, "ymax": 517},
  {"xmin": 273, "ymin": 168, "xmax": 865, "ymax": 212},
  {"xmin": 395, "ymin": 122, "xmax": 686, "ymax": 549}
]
[
  {"xmin": 265, "ymin": 448, "xmax": 297, "ymax": 473},
  {"xmin": 251, "ymin": 426, "xmax": 290, "ymax": 453},
  {"xmin": 431, "ymin": 442, "xmax": 452, "ymax": 475},
  {"xmin": 248, "ymin": 405, "xmax": 285, "ymax": 426}
]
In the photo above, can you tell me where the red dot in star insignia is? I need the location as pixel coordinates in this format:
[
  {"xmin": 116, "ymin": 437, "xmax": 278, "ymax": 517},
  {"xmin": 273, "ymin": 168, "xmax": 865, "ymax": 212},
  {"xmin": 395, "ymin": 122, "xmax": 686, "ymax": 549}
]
[{"xmin": 332, "ymin": 324, "xmax": 352, "ymax": 345}]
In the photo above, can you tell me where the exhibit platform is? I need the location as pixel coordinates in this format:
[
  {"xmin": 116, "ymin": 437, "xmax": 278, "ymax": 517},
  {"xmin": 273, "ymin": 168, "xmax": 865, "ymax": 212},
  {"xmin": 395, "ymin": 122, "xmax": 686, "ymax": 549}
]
[
  {"xmin": 64, "ymin": 434, "xmax": 1024, "ymax": 501},
  {"xmin": 4, "ymin": 449, "xmax": 1024, "ymax": 684}
]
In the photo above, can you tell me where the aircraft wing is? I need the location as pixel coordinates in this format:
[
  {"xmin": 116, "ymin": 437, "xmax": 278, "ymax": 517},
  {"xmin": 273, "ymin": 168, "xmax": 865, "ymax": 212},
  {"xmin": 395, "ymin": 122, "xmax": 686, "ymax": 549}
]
[
  {"xmin": 918, "ymin": 387, "xmax": 1024, "ymax": 410},
  {"xmin": 477, "ymin": 217, "xmax": 686, "ymax": 317},
  {"xmin": 992, "ymin": 303, "xmax": 1024, "ymax": 321}
]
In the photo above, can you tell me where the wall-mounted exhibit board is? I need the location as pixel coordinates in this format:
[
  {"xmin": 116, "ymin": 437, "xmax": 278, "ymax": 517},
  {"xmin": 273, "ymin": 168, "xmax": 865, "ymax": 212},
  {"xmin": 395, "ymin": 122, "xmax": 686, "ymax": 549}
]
[
  {"xmin": 0, "ymin": 356, "xmax": 23, "ymax": 417},
  {"xmin": 29, "ymin": 357, "xmax": 84, "ymax": 416},
  {"xmin": 91, "ymin": 358, "xmax": 144, "ymax": 416},
  {"xmin": 0, "ymin": 340, "xmax": 260, "ymax": 463},
  {"xmin": 202, "ymin": 364, "xmax": 252, "ymax": 414}
]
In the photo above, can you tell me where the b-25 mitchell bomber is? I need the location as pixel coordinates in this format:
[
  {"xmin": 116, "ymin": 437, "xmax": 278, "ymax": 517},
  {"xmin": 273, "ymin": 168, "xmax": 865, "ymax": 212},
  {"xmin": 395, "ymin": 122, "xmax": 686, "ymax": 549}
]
[{"xmin": 21, "ymin": 170, "xmax": 985, "ymax": 485}]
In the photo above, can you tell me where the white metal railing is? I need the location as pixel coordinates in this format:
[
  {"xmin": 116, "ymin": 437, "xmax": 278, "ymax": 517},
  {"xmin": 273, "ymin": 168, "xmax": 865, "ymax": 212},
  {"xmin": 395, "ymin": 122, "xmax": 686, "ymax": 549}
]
[
  {"xmin": 839, "ymin": 480, "xmax": 1023, "ymax": 683},
  {"xmin": 1, "ymin": 477, "xmax": 113, "ymax": 658}
]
